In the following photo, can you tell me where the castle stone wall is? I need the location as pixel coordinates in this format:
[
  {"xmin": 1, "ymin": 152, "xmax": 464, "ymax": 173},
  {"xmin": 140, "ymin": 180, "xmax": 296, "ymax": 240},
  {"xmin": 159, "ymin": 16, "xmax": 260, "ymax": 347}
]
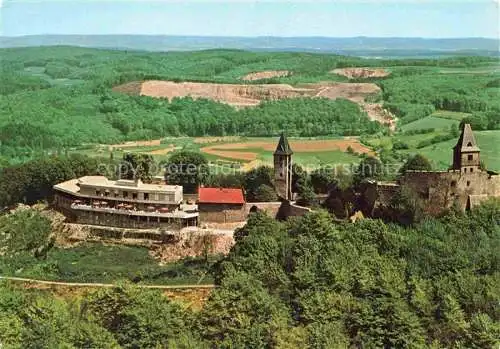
[
  {"xmin": 245, "ymin": 202, "xmax": 282, "ymax": 218},
  {"xmin": 398, "ymin": 169, "xmax": 500, "ymax": 213}
]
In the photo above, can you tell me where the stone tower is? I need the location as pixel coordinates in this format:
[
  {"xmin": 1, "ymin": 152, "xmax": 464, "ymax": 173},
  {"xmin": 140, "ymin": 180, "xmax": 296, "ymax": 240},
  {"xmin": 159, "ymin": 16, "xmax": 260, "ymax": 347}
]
[
  {"xmin": 452, "ymin": 123, "xmax": 481, "ymax": 173},
  {"xmin": 273, "ymin": 133, "xmax": 293, "ymax": 200}
]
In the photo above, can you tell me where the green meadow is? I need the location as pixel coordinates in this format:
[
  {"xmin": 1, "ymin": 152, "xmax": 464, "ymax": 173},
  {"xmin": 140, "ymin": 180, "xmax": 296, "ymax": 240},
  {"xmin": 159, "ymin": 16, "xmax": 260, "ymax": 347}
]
[
  {"xmin": 416, "ymin": 131, "xmax": 500, "ymax": 171},
  {"xmin": 400, "ymin": 116, "xmax": 459, "ymax": 132}
]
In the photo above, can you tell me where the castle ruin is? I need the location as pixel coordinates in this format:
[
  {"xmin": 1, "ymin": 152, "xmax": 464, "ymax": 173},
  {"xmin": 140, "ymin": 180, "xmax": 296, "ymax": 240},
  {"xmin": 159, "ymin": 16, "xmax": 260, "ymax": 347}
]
[{"xmin": 369, "ymin": 124, "xmax": 500, "ymax": 215}]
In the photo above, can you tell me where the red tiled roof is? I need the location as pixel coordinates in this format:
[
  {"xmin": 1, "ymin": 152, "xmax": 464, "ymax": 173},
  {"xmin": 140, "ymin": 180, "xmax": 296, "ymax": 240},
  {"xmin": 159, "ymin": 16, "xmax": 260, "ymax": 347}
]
[{"xmin": 198, "ymin": 187, "xmax": 245, "ymax": 204}]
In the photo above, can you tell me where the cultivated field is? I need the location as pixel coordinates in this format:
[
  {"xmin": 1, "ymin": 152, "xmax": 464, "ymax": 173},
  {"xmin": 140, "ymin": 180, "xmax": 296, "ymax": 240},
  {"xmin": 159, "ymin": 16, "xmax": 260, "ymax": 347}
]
[
  {"xmin": 201, "ymin": 138, "xmax": 373, "ymax": 159},
  {"xmin": 399, "ymin": 111, "xmax": 470, "ymax": 132},
  {"xmin": 400, "ymin": 116, "xmax": 459, "ymax": 132},
  {"xmin": 199, "ymin": 138, "xmax": 372, "ymax": 169},
  {"xmin": 74, "ymin": 136, "xmax": 370, "ymax": 171}
]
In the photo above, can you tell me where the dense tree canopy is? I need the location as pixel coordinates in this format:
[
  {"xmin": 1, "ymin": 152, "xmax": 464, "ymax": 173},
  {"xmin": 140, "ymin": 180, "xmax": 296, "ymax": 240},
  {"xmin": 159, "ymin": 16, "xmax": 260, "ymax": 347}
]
[
  {"xmin": 1, "ymin": 47, "xmax": 498, "ymax": 165},
  {"xmin": 0, "ymin": 208, "xmax": 53, "ymax": 259},
  {"xmin": 0, "ymin": 154, "xmax": 100, "ymax": 208},
  {"xmin": 380, "ymin": 73, "xmax": 500, "ymax": 126},
  {"xmin": 209, "ymin": 200, "xmax": 500, "ymax": 347},
  {"xmin": 354, "ymin": 156, "xmax": 385, "ymax": 184},
  {"xmin": 400, "ymin": 154, "xmax": 433, "ymax": 174},
  {"xmin": 0, "ymin": 197, "xmax": 498, "ymax": 348},
  {"xmin": 120, "ymin": 153, "xmax": 155, "ymax": 182},
  {"xmin": 243, "ymin": 166, "xmax": 275, "ymax": 202},
  {"xmin": 164, "ymin": 151, "xmax": 210, "ymax": 193}
]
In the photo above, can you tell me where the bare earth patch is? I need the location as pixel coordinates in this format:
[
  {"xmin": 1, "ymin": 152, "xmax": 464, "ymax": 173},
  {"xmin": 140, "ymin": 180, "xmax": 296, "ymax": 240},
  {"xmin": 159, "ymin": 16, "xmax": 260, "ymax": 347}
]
[
  {"xmin": 200, "ymin": 138, "xmax": 374, "ymax": 162},
  {"xmin": 113, "ymin": 80, "xmax": 396, "ymax": 127},
  {"xmin": 150, "ymin": 229, "xmax": 235, "ymax": 263},
  {"xmin": 361, "ymin": 103, "xmax": 397, "ymax": 131},
  {"xmin": 332, "ymin": 68, "xmax": 391, "ymax": 79},
  {"xmin": 125, "ymin": 80, "xmax": 315, "ymax": 108},
  {"xmin": 309, "ymin": 82, "xmax": 381, "ymax": 103},
  {"xmin": 241, "ymin": 70, "xmax": 290, "ymax": 81},
  {"xmin": 114, "ymin": 80, "xmax": 376, "ymax": 107}
]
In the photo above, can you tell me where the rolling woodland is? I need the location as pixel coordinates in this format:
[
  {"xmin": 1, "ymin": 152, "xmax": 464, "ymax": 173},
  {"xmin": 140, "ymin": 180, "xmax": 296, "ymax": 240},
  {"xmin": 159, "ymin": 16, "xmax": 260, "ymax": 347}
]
[{"xmin": 0, "ymin": 47, "xmax": 499, "ymax": 348}]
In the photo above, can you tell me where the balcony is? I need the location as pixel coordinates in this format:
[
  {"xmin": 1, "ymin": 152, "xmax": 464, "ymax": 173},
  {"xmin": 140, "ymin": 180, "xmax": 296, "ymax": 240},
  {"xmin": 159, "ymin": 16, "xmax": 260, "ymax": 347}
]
[{"xmin": 70, "ymin": 203, "xmax": 198, "ymax": 219}]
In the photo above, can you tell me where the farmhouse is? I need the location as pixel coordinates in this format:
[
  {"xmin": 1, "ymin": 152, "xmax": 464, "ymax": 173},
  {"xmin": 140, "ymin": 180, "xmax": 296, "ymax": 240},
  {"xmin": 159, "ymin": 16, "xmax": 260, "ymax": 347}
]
[
  {"xmin": 367, "ymin": 124, "xmax": 500, "ymax": 215},
  {"xmin": 53, "ymin": 176, "xmax": 198, "ymax": 229},
  {"xmin": 197, "ymin": 187, "xmax": 246, "ymax": 223}
]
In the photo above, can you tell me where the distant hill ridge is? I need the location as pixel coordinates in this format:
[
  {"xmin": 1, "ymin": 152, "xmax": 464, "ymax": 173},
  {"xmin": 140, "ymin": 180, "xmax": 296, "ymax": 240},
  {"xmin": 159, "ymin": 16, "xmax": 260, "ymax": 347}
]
[{"xmin": 1, "ymin": 35, "xmax": 498, "ymax": 57}]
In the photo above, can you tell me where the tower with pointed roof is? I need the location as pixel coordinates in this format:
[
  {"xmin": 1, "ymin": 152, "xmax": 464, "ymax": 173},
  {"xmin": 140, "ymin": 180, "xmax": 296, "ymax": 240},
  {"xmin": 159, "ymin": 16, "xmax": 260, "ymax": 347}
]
[
  {"xmin": 452, "ymin": 124, "xmax": 481, "ymax": 173},
  {"xmin": 274, "ymin": 133, "xmax": 293, "ymax": 200}
]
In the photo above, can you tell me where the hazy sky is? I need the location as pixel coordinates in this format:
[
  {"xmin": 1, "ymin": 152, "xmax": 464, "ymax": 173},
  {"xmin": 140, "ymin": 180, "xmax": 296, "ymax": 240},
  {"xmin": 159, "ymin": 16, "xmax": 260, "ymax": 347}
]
[{"xmin": 1, "ymin": 0, "xmax": 499, "ymax": 38}]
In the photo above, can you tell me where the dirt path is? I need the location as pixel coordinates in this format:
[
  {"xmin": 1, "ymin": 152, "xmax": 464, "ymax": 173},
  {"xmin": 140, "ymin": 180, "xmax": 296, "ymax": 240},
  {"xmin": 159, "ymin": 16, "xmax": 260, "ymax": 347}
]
[
  {"xmin": 107, "ymin": 139, "xmax": 162, "ymax": 151},
  {"xmin": 0, "ymin": 275, "xmax": 216, "ymax": 289},
  {"xmin": 315, "ymin": 87, "xmax": 330, "ymax": 98}
]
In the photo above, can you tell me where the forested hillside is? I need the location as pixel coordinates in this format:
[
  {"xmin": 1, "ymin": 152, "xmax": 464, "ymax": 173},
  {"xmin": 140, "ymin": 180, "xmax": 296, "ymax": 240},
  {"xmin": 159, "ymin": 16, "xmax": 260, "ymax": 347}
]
[
  {"xmin": 381, "ymin": 70, "xmax": 500, "ymax": 127},
  {"xmin": 0, "ymin": 46, "xmax": 498, "ymax": 165},
  {"xmin": 0, "ymin": 46, "xmax": 499, "ymax": 348},
  {"xmin": 1, "ymin": 201, "xmax": 498, "ymax": 347}
]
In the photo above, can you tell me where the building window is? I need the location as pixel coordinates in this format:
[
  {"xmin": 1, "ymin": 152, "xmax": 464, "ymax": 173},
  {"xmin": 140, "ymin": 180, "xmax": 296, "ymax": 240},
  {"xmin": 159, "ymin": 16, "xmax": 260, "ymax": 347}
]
[
  {"xmin": 470, "ymin": 168, "xmax": 474, "ymax": 173},
  {"xmin": 132, "ymin": 193, "xmax": 138, "ymax": 200},
  {"xmin": 468, "ymin": 154, "xmax": 473, "ymax": 161},
  {"xmin": 467, "ymin": 181, "xmax": 471, "ymax": 187},
  {"xmin": 144, "ymin": 193, "xmax": 150, "ymax": 200},
  {"xmin": 463, "ymin": 168, "xmax": 467, "ymax": 173},
  {"xmin": 123, "ymin": 191, "xmax": 128, "ymax": 198},
  {"xmin": 467, "ymin": 142, "xmax": 472, "ymax": 147},
  {"xmin": 95, "ymin": 190, "xmax": 101, "ymax": 196}
]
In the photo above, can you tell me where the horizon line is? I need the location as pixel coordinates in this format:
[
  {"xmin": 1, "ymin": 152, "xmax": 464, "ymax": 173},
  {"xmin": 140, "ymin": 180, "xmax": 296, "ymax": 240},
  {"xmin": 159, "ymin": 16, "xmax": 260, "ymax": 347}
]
[{"xmin": 2, "ymin": 34, "xmax": 499, "ymax": 40}]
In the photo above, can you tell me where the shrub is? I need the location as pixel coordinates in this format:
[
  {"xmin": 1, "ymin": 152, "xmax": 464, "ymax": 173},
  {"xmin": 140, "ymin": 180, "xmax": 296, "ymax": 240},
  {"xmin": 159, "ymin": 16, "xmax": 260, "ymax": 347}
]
[
  {"xmin": 254, "ymin": 184, "xmax": 278, "ymax": 202},
  {"xmin": 400, "ymin": 154, "xmax": 433, "ymax": 173}
]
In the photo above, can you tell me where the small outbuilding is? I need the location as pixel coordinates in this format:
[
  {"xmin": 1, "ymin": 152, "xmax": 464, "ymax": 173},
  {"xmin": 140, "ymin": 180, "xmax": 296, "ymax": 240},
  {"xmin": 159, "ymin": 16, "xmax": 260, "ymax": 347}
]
[{"xmin": 197, "ymin": 187, "xmax": 246, "ymax": 223}]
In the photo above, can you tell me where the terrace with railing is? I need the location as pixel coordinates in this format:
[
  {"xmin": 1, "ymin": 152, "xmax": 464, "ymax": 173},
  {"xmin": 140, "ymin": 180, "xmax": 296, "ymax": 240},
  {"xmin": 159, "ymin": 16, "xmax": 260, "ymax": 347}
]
[{"xmin": 70, "ymin": 201, "xmax": 198, "ymax": 219}]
